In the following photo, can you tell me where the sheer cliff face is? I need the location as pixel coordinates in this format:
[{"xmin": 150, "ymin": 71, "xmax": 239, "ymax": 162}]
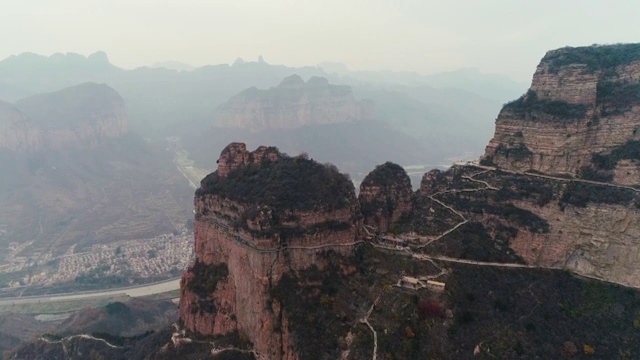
[
  {"xmin": 359, "ymin": 162, "xmax": 413, "ymax": 233},
  {"xmin": 483, "ymin": 44, "xmax": 640, "ymax": 182},
  {"xmin": 0, "ymin": 82, "xmax": 127, "ymax": 152},
  {"xmin": 180, "ymin": 143, "xmax": 359, "ymax": 359},
  {"xmin": 428, "ymin": 45, "xmax": 640, "ymax": 287},
  {"xmin": 214, "ymin": 75, "xmax": 374, "ymax": 131}
]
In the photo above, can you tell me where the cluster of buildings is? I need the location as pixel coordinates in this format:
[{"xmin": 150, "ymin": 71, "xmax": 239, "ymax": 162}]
[{"xmin": 1, "ymin": 231, "xmax": 194, "ymax": 288}]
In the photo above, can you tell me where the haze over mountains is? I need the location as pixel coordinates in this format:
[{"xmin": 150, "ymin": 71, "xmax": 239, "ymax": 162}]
[
  {"xmin": 0, "ymin": 82, "xmax": 192, "ymax": 259},
  {"xmin": 0, "ymin": 51, "xmax": 527, "ymax": 264},
  {"xmin": 0, "ymin": 51, "xmax": 526, "ymax": 174}
]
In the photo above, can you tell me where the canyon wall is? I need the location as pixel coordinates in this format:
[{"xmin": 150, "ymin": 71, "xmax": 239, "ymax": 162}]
[
  {"xmin": 462, "ymin": 44, "xmax": 640, "ymax": 286},
  {"xmin": 483, "ymin": 44, "xmax": 640, "ymax": 182}
]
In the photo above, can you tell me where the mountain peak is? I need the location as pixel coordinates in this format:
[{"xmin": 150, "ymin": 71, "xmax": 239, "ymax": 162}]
[
  {"xmin": 278, "ymin": 74, "xmax": 305, "ymax": 87},
  {"xmin": 306, "ymin": 76, "xmax": 329, "ymax": 87},
  {"xmin": 87, "ymin": 51, "xmax": 110, "ymax": 64}
]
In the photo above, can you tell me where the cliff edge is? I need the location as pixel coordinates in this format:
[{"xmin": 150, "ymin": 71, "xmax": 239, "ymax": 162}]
[
  {"xmin": 483, "ymin": 44, "xmax": 640, "ymax": 184},
  {"xmin": 180, "ymin": 143, "xmax": 360, "ymax": 359}
]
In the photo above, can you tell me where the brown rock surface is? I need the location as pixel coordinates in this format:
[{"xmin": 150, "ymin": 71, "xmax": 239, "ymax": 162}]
[
  {"xmin": 418, "ymin": 45, "xmax": 640, "ymax": 287},
  {"xmin": 215, "ymin": 142, "xmax": 282, "ymax": 178},
  {"xmin": 181, "ymin": 143, "xmax": 359, "ymax": 358},
  {"xmin": 483, "ymin": 44, "xmax": 640, "ymax": 180}
]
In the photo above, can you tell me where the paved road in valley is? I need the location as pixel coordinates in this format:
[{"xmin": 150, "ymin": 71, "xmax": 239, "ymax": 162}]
[{"xmin": 0, "ymin": 278, "xmax": 181, "ymax": 306}]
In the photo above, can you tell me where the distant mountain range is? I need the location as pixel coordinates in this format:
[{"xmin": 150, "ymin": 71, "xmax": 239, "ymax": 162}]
[{"xmin": 0, "ymin": 51, "xmax": 528, "ymax": 180}]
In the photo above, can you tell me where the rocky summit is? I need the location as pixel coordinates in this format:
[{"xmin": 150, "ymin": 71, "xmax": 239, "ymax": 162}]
[{"xmin": 180, "ymin": 143, "xmax": 360, "ymax": 359}]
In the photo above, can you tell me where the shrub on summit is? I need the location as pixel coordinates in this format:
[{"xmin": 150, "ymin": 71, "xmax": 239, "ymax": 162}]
[{"xmin": 198, "ymin": 156, "xmax": 355, "ymax": 212}]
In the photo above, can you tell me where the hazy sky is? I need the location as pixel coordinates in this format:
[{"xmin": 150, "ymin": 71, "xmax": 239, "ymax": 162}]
[{"xmin": 3, "ymin": 0, "xmax": 639, "ymax": 81}]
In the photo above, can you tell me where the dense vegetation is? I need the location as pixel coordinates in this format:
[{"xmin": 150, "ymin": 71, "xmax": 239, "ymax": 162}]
[
  {"xmin": 591, "ymin": 140, "xmax": 640, "ymax": 170},
  {"xmin": 493, "ymin": 174, "xmax": 556, "ymax": 206},
  {"xmin": 579, "ymin": 140, "xmax": 640, "ymax": 181},
  {"xmin": 504, "ymin": 90, "xmax": 588, "ymax": 120},
  {"xmin": 560, "ymin": 183, "xmax": 636, "ymax": 208},
  {"xmin": 104, "ymin": 302, "xmax": 131, "ymax": 317},
  {"xmin": 441, "ymin": 192, "xmax": 550, "ymax": 234},
  {"xmin": 578, "ymin": 166, "xmax": 613, "ymax": 182},
  {"xmin": 446, "ymin": 264, "xmax": 640, "ymax": 359},
  {"xmin": 270, "ymin": 246, "xmax": 444, "ymax": 360},
  {"xmin": 544, "ymin": 43, "xmax": 640, "ymax": 73},
  {"xmin": 198, "ymin": 157, "xmax": 355, "ymax": 212},
  {"xmin": 422, "ymin": 221, "xmax": 525, "ymax": 264},
  {"xmin": 361, "ymin": 162, "xmax": 410, "ymax": 187},
  {"xmin": 271, "ymin": 244, "xmax": 640, "ymax": 359},
  {"xmin": 596, "ymin": 80, "xmax": 640, "ymax": 116}
]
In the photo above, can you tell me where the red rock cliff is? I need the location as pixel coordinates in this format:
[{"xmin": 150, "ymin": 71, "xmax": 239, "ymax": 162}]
[{"xmin": 180, "ymin": 143, "xmax": 360, "ymax": 359}]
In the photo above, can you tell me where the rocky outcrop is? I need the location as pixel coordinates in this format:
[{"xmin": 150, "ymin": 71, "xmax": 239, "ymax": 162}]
[
  {"xmin": 425, "ymin": 44, "xmax": 640, "ymax": 287},
  {"xmin": 0, "ymin": 82, "xmax": 127, "ymax": 151},
  {"xmin": 359, "ymin": 162, "xmax": 413, "ymax": 233},
  {"xmin": 483, "ymin": 44, "xmax": 640, "ymax": 181},
  {"xmin": 214, "ymin": 75, "xmax": 374, "ymax": 131},
  {"xmin": 216, "ymin": 142, "xmax": 282, "ymax": 177},
  {"xmin": 180, "ymin": 143, "xmax": 360, "ymax": 359}
]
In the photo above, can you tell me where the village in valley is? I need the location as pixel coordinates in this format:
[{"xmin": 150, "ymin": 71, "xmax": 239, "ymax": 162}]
[{"xmin": 0, "ymin": 230, "xmax": 193, "ymax": 289}]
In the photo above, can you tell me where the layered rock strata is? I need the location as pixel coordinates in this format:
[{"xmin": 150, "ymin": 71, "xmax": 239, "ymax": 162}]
[
  {"xmin": 457, "ymin": 44, "xmax": 640, "ymax": 286},
  {"xmin": 180, "ymin": 143, "xmax": 360, "ymax": 359},
  {"xmin": 483, "ymin": 44, "xmax": 640, "ymax": 181}
]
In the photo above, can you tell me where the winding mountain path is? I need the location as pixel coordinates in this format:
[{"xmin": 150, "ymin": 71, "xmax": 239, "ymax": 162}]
[
  {"xmin": 471, "ymin": 163, "xmax": 640, "ymax": 192},
  {"xmin": 360, "ymin": 285, "xmax": 391, "ymax": 360}
]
